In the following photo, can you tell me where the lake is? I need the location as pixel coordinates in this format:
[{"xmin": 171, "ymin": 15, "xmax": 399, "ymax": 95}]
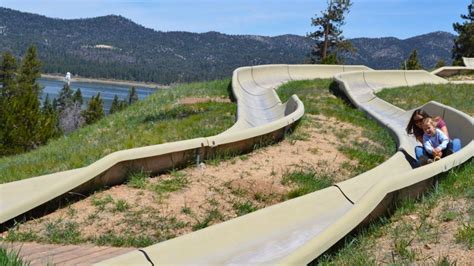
[{"xmin": 38, "ymin": 78, "xmax": 157, "ymax": 113}]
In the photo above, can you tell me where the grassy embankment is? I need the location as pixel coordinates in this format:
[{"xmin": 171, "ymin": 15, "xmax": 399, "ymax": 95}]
[
  {"xmin": 317, "ymin": 83, "xmax": 473, "ymax": 265},
  {"xmin": 0, "ymin": 79, "xmax": 235, "ymax": 184}
]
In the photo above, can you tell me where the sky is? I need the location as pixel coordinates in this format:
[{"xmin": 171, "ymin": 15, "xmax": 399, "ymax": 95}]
[{"xmin": 0, "ymin": 0, "xmax": 470, "ymax": 39}]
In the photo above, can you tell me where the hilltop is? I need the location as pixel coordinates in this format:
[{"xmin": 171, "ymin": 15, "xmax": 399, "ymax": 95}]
[{"xmin": 0, "ymin": 7, "xmax": 455, "ymax": 84}]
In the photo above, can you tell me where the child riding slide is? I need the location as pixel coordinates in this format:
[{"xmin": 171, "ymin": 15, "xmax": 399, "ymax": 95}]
[{"xmin": 421, "ymin": 117, "xmax": 450, "ymax": 163}]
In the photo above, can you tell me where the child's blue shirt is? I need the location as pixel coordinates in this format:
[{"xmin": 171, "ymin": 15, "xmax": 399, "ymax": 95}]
[{"xmin": 423, "ymin": 128, "xmax": 449, "ymax": 155}]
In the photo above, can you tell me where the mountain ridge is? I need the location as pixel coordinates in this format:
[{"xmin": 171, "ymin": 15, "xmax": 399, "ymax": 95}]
[{"xmin": 0, "ymin": 7, "xmax": 455, "ymax": 84}]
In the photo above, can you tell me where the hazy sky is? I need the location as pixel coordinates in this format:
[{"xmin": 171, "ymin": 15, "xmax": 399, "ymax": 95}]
[{"xmin": 1, "ymin": 0, "xmax": 469, "ymax": 39}]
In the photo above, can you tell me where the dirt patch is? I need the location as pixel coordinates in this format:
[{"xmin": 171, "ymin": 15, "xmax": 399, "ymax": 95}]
[
  {"xmin": 2, "ymin": 114, "xmax": 374, "ymax": 247},
  {"xmin": 178, "ymin": 97, "xmax": 231, "ymax": 105},
  {"xmin": 370, "ymin": 197, "xmax": 473, "ymax": 265},
  {"xmin": 446, "ymin": 73, "xmax": 474, "ymax": 81}
]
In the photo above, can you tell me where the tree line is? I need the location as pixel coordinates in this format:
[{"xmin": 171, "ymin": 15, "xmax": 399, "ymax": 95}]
[{"xmin": 0, "ymin": 46, "xmax": 140, "ymax": 156}]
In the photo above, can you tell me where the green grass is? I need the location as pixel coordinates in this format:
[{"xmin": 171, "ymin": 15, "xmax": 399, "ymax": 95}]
[
  {"xmin": 233, "ymin": 201, "xmax": 257, "ymax": 216},
  {"xmin": 0, "ymin": 79, "xmax": 234, "ymax": 184},
  {"xmin": 91, "ymin": 194, "xmax": 114, "ymax": 211},
  {"xmin": 338, "ymin": 141, "xmax": 388, "ymax": 176},
  {"xmin": 278, "ymin": 79, "xmax": 396, "ymax": 165},
  {"xmin": 126, "ymin": 169, "xmax": 149, "ymax": 189},
  {"xmin": 455, "ymin": 223, "xmax": 473, "ymax": 249},
  {"xmin": 151, "ymin": 171, "xmax": 189, "ymax": 197},
  {"xmin": 114, "ymin": 199, "xmax": 130, "ymax": 212},
  {"xmin": 281, "ymin": 167, "xmax": 333, "ymax": 199},
  {"xmin": 44, "ymin": 220, "xmax": 81, "ymax": 244},
  {"xmin": 376, "ymin": 83, "xmax": 474, "ymax": 115},
  {"xmin": 0, "ymin": 247, "xmax": 30, "ymax": 266},
  {"xmin": 192, "ymin": 209, "xmax": 224, "ymax": 231},
  {"xmin": 93, "ymin": 234, "xmax": 154, "ymax": 248}
]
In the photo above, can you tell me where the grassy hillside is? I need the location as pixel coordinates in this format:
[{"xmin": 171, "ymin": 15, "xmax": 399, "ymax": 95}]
[
  {"xmin": 377, "ymin": 83, "xmax": 474, "ymax": 115},
  {"xmin": 0, "ymin": 79, "xmax": 234, "ymax": 184}
]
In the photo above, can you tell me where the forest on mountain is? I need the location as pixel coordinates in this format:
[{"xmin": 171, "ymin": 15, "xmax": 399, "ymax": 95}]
[{"xmin": 0, "ymin": 7, "xmax": 456, "ymax": 84}]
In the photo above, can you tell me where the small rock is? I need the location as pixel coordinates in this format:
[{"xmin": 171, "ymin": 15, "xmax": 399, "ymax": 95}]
[
  {"xmin": 199, "ymin": 162, "xmax": 206, "ymax": 169},
  {"xmin": 424, "ymin": 243, "xmax": 432, "ymax": 250}
]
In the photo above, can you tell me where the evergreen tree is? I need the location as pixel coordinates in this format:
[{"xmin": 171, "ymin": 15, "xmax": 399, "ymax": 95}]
[
  {"xmin": 0, "ymin": 52, "xmax": 17, "ymax": 98},
  {"xmin": 402, "ymin": 49, "xmax": 423, "ymax": 70},
  {"xmin": 56, "ymin": 83, "xmax": 74, "ymax": 113},
  {"xmin": 0, "ymin": 52, "xmax": 18, "ymax": 153},
  {"xmin": 73, "ymin": 88, "xmax": 83, "ymax": 106},
  {"xmin": 452, "ymin": 2, "xmax": 474, "ymax": 65},
  {"xmin": 42, "ymin": 94, "xmax": 54, "ymax": 114},
  {"xmin": 52, "ymin": 97, "xmax": 59, "ymax": 111},
  {"xmin": 40, "ymin": 94, "xmax": 60, "ymax": 141},
  {"xmin": 308, "ymin": 0, "xmax": 353, "ymax": 64},
  {"xmin": 83, "ymin": 93, "xmax": 104, "ymax": 124},
  {"xmin": 17, "ymin": 46, "xmax": 42, "ymax": 95},
  {"xmin": 110, "ymin": 94, "xmax": 126, "ymax": 114},
  {"xmin": 128, "ymin": 86, "xmax": 138, "ymax": 105},
  {"xmin": 435, "ymin": 59, "xmax": 446, "ymax": 69},
  {"xmin": 3, "ymin": 45, "xmax": 52, "ymax": 153},
  {"xmin": 0, "ymin": 47, "xmax": 62, "ymax": 155}
]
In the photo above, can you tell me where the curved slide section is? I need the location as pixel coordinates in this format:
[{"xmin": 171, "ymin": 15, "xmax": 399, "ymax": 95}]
[
  {"xmin": 96, "ymin": 68, "xmax": 472, "ymax": 265},
  {"xmin": 463, "ymin": 57, "xmax": 474, "ymax": 67},
  {"xmin": 431, "ymin": 57, "xmax": 474, "ymax": 79}
]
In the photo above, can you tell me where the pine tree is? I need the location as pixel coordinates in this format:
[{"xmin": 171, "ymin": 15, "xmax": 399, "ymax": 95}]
[
  {"xmin": 308, "ymin": 0, "xmax": 353, "ymax": 64},
  {"xmin": 434, "ymin": 59, "xmax": 446, "ymax": 69},
  {"xmin": 0, "ymin": 52, "xmax": 18, "ymax": 153},
  {"xmin": 52, "ymin": 97, "xmax": 59, "ymax": 111},
  {"xmin": 0, "ymin": 46, "xmax": 61, "ymax": 154},
  {"xmin": 83, "ymin": 93, "xmax": 104, "ymax": 124},
  {"xmin": 0, "ymin": 52, "xmax": 17, "ymax": 98},
  {"xmin": 5, "ymin": 46, "xmax": 46, "ymax": 152},
  {"xmin": 73, "ymin": 88, "xmax": 83, "ymax": 106},
  {"xmin": 17, "ymin": 46, "xmax": 42, "ymax": 95},
  {"xmin": 110, "ymin": 94, "xmax": 126, "ymax": 114},
  {"xmin": 402, "ymin": 50, "xmax": 423, "ymax": 70},
  {"xmin": 42, "ymin": 94, "xmax": 54, "ymax": 114},
  {"xmin": 128, "ymin": 86, "xmax": 138, "ymax": 105},
  {"xmin": 40, "ymin": 94, "xmax": 60, "ymax": 141},
  {"xmin": 56, "ymin": 83, "xmax": 74, "ymax": 113},
  {"xmin": 452, "ymin": 2, "xmax": 474, "ymax": 65}
]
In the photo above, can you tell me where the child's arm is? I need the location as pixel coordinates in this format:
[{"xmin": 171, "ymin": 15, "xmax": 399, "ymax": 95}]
[
  {"xmin": 436, "ymin": 129, "xmax": 449, "ymax": 151},
  {"xmin": 423, "ymin": 134, "xmax": 434, "ymax": 154}
]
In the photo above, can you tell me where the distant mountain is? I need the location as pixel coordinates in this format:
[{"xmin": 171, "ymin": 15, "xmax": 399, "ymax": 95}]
[
  {"xmin": 0, "ymin": 7, "xmax": 456, "ymax": 84},
  {"xmin": 344, "ymin": 31, "xmax": 455, "ymax": 69}
]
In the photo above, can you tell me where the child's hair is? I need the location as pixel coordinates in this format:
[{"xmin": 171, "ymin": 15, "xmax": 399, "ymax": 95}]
[{"xmin": 422, "ymin": 117, "xmax": 436, "ymax": 128}]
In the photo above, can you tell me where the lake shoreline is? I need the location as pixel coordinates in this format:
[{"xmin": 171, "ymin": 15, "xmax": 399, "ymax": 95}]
[{"xmin": 41, "ymin": 74, "xmax": 170, "ymax": 90}]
